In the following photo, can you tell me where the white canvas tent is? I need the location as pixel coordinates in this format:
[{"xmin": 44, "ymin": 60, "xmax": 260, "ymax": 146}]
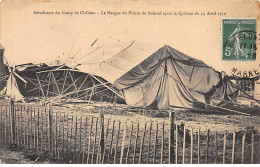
[{"xmin": 0, "ymin": 72, "xmax": 23, "ymax": 101}]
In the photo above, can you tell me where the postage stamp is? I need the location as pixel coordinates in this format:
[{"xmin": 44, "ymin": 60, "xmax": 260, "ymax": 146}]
[{"xmin": 222, "ymin": 18, "xmax": 257, "ymax": 60}]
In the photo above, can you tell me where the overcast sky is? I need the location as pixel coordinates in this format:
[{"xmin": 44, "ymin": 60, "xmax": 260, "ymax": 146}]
[{"xmin": 0, "ymin": 0, "xmax": 259, "ymax": 76}]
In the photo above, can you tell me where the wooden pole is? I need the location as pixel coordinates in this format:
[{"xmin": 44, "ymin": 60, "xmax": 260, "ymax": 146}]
[
  {"xmin": 206, "ymin": 129, "xmax": 210, "ymax": 164},
  {"xmin": 169, "ymin": 112, "xmax": 174, "ymax": 164},
  {"xmin": 153, "ymin": 123, "xmax": 158, "ymax": 164},
  {"xmin": 147, "ymin": 122, "xmax": 152, "ymax": 164},
  {"xmin": 223, "ymin": 132, "xmax": 226, "ymax": 164},
  {"xmin": 48, "ymin": 105, "xmax": 53, "ymax": 157},
  {"xmin": 33, "ymin": 108, "xmax": 36, "ymax": 149},
  {"xmin": 160, "ymin": 123, "xmax": 164, "ymax": 164},
  {"xmin": 251, "ymin": 133, "xmax": 254, "ymax": 164},
  {"xmin": 182, "ymin": 125, "xmax": 186, "ymax": 164},
  {"xmin": 74, "ymin": 116, "xmax": 78, "ymax": 162},
  {"xmin": 82, "ymin": 116, "xmax": 88, "ymax": 164},
  {"xmin": 125, "ymin": 123, "xmax": 133, "ymax": 164},
  {"xmin": 91, "ymin": 117, "xmax": 98, "ymax": 164},
  {"xmin": 133, "ymin": 122, "xmax": 139, "ymax": 164},
  {"xmin": 139, "ymin": 123, "xmax": 147, "ymax": 164},
  {"xmin": 190, "ymin": 128, "xmax": 193, "ymax": 164},
  {"xmin": 120, "ymin": 122, "xmax": 127, "ymax": 164},
  {"xmin": 175, "ymin": 124, "xmax": 178, "ymax": 164},
  {"xmin": 55, "ymin": 112, "xmax": 58, "ymax": 158},
  {"xmin": 215, "ymin": 131, "xmax": 217, "ymax": 164},
  {"xmin": 37, "ymin": 108, "xmax": 40, "ymax": 152},
  {"xmin": 113, "ymin": 121, "xmax": 121, "ymax": 164},
  {"xmin": 101, "ymin": 119, "xmax": 110, "ymax": 164},
  {"xmin": 198, "ymin": 128, "xmax": 200, "ymax": 164},
  {"xmin": 79, "ymin": 116, "xmax": 82, "ymax": 160},
  {"xmin": 41, "ymin": 108, "xmax": 43, "ymax": 153},
  {"xmin": 87, "ymin": 117, "xmax": 94, "ymax": 163},
  {"xmin": 241, "ymin": 133, "xmax": 245, "ymax": 164},
  {"xmin": 231, "ymin": 131, "xmax": 235, "ymax": 164},
  {"xmin": 97, "ymin": 111, "xmax": 104, "ymax": 164}
]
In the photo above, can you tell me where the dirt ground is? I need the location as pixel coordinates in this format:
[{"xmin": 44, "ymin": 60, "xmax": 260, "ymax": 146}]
[{"xmin": 49, "ymin": 100, "xmax": 260, "ymax": 133}]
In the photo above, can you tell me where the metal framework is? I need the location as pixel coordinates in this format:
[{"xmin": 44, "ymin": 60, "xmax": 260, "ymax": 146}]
[{"xmin": 22, "ymin": 68, "xmax": 124, "ymax": 104}]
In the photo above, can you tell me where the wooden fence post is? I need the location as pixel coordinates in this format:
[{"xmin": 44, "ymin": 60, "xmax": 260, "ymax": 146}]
[
  {"xmin": 206, "ymin": 129, "xmax": 210, "ymax": 164},
  {"xmin": 182, "ymin": 125, "xmax": 186, "ymax": 164},
  {"xmin": 139, "ymin": 123, "xmax": 147, "ymax": 164},
  {"xmin": 231, "ymin": 131, "xmax": 235, "ymax": 164},
  {"xmin": 153, "ymin": 123, "xmax": 158, "ymax": 164},
  {"xmin": 214, "ymin": 131, "xmax": 217, "ymax": 164},
  {"xmin": 49, "ymin": 104, "xmax": 53, "ymax": 157},
  {"xmin": 198, "ymin": 127, "xmax": 200, "ymax": 164},
  {"xmin": 10, "ymin": 99, "xmax": 15, "ymax": 144},
  {"xmin": 99, "ymin": 110, "xmax": 105, "ymax": 162},
  {"xmin": 120, "ymin": 122, "xmax": 127, "ymax": 164},
  {"xmin": 223, "ymin": 132, "xmax": 226, "ymax": 164},
  {"xmin": 175, "ymin": 124, "xmax": 178, "ymax": 164},
  {"xmin": 251, "ymin": 133, "xmax": 254, "ymax": 164},
  {"xmin": 190, "ymin": 128, "xmax": 193, "ymax": 164},
  {"xmin": 241, "ymin": 133, "xmax": 245, "ymax": 164},
  {"xmin": 169, "ymin": 111, "xmax": 175, "ymax": 164}
]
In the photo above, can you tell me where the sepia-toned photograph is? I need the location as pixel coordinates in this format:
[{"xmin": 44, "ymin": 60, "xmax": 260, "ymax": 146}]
[{"xmin": 0, "ymin": 0, "xmax": 259, "ymax": 165}]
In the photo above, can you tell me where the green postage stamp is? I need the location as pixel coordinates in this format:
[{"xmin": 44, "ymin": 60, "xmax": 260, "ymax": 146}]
[{"xmin": 222, "ymin": 19, "xmax": 257, "ymax": 60}]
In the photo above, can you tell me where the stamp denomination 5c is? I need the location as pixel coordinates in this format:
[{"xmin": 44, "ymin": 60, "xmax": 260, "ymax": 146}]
[{"xmin": 222, "ymin": 19, "xmax": 256, "ymax": 60}]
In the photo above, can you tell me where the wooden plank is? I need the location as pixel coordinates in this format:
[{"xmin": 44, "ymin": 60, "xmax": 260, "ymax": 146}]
[
  {"xmin": 139, "ymin": 123, "xmax": 147, "ymax": 164},
  {"xmin": 66, "ymin": 114, "xmax": 69, "ymax": 153},
  {"xmin": 5, "ymin": 104, "xmax": 7, "ymax": 144},
  {"xmin": 120, "ymin": 122, "xmax": 127, "ymax": 164},
  {"xmin": 241, "ymin": 133, "xmax": 245, "ymax": 164},
  {"xmin": 182, "ymin": 125, "xmax": 186, "ymax": 164},
  {"xmin": 30, "ymin": 107, "xmax": 33, "ymax": 149},
  {"xmin": 168, "ymin": 112, "xmax": 175, "ymax": 164},
  {"xmin": 101, "ymin": 119, "xmax": 110, "ymax": 164},
  {"xmin": 82, "ymin": 116, "xmax": 88, "ymax": 164},
  {"xmin": 16, "ymin": 105, "xmax": 19, "ymax": 146},
  {"xmin": 133, "ymin": 122, "xmax": 140, "ymax": 164},
  {"xmin": 161, "ymin": 123, "xmax": 164, "ymax": 164},
  {"xmin": 87, "ymin": 117, "xmax": 94, "ymax": 163},
  {"xmin": 0, "ymin": 104, "xmax": 3, "ymax": 141},
  {"xmin": 175, "ymin": 124, "xmax": 178, "ymax": 164},
  {"xmin": 96, "ymin": 113, "xmax": 104, "ymax": 164},
  {"xmin": 190, "ymin": 128, "xmax": 193, "ymax": 164},
  {"xmin": 113, "ymin": 121, "xmax": 121, "ymax": 164},
  {"xmin": 214, "ymin": 131, "xmax": 217, "ymax": 164},
  {"xmin": 69, "ymin": 116, "xmax": 74, "ymax": 152},
  {"xmin": 74, "ymin": 116, "xmax": 78, "ymax": 162},
  {"xmin": 20, "ymin": 106, "xmax": 23, "ymax": 146},
  {"xmin": 41, "ymin": 108, "xmax": 43, "ymax": 153},
  {"xmin": 153, "ymin": 122, "xmax": 158, "ymax": 164},
  {"xmin": 198, "ymin": 128, "xmax": 200, "ymax": 164},
  {"xmin": 57, "ymin": 112, "xmax": 61, "ymax": 160},
  {"xmin": 55, "ymin": 112, "xmax": 58, "ymax": 158},
  {"xmin": 91, "ymin": 117, "xmax": 98, "ymax": 164},
  {"xmin": 27, "ymin": 107, "xmax": 30, "ymax": 149},
  {"xmin": 206, "ymin": 129, "xmax": 210, "ymax": 164},
  {"xmin": 147, "ymin": 122, "xmax": 152, "ymax": 164},
  {"xmin": 251, "ymin": 133, "xmax": 254, "ymax": 164},
  {"xmin": 223, "ymin": 132, "xmax": 226, "ymax": 164},
  {"xmin": 49, "ymin": 106, "xmax": 53, "ymax": 157},
  {"xmin": 33, "ymin": 108, "xmax": 36, "ymax": 149},
  {"xmin": 231, "ymin": 131, "xmax": 236, "ymax": 164},
  {"xmin": 79, "ymin": 116, "xmax": 82, "ymax": 155},
  {"xmin": 107, "ymin": 120, "xmax": 115, "ymax": 163},
  {"xmin": 45, "ymin": 108, "xmax": 48, "ymax": 152},
  {"xmin": 125, "ymin": 123, "xmax": 133, "ymax": 164},
  {"xmin": 37, "ymin": 108, "xmax": 40, "ymax": 152},
  {"xmin": 62, "ymin": 113, "xmax": 65, "ymax": 154}
]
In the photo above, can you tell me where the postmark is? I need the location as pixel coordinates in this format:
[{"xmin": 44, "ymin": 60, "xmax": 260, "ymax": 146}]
[{"xmin": 222, "ymin": 18, "xmax": 257, "ymax": 60}]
